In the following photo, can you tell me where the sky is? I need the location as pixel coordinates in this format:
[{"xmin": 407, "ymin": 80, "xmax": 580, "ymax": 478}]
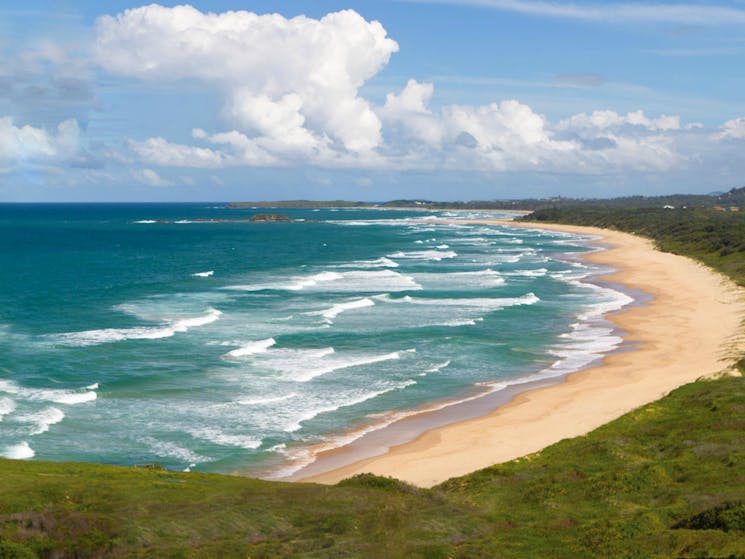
[{"xmin": 2, "ymin": 1, "xmax": 745, "ymax": 202}]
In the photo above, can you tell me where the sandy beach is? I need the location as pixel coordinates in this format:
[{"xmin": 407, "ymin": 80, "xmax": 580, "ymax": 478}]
[{"xmin": 297, "ymin": 222, "xmax": 745, "ymax": 487}]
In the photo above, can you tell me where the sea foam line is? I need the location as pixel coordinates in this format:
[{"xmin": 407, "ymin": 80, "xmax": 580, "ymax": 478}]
[
  {"xmin": 48, "ymin": 308, "xmax": 222, "ymax": 347},
  {"xmin": 387, "ymin": 250, "xmax": 458, "ymax": 261},
  {"xmin": 0, "ymin": 380, "xmax": 97, "ymax": 405},
  {"xmin": 375, "ymin": 292, "xmax": 539, "ymax": 309},
  {"xmin": 238, "ymin": 393, "xmax": 297, "ymax": 406},
  {"xmin": 0, "ymin": 396, "xmax": 16, "ymax": 421},
  {"xmin": 311, "ymin": 298, "xmax": 376, "ymax": 321},
  {"xmin": 281, "ymin": 380, "xmax": 418, "ymax": 434},
  {"xmin": 224, "ymin": 269, "xmax": 421, "ymax": 293},
  {"xmin": 19, "ymin": 407, "xmax": 65, "ymax": 435},
  {"xmin": 287, "ymin": 349, "xmax": 415, "ymax": 383},
  {"xmin": 225, "ymin": 338, "xmax": 276, "ymax": 358},
  {"xmin": 333, "ymin": 257, "xmax": 399, "ymax": 269},
  {"xmin": 1, "ymin": 441, "xmax": 34, "ymax": 460}
]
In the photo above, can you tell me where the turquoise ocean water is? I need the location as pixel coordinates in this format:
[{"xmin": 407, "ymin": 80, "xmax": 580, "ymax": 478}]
[{"xmin": 0, "ymin": 204, "xmax": 632, "ymax": 476}]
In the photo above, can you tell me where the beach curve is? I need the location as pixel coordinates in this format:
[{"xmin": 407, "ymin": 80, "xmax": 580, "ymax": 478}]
[{"xmin": 296, "ymin": 221, "xmax": 745, "ymax": 487}]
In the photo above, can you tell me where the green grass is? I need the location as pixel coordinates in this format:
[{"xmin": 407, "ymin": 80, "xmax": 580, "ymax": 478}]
[{"xmin": 1, "ymin": 376, "xmax": 744, "ymax": 557}]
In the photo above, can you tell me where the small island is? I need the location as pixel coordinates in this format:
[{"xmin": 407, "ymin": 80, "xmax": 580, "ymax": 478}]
[{"xmin": 248, "ymin": 213, "xmax": 292, "ymax": 222}]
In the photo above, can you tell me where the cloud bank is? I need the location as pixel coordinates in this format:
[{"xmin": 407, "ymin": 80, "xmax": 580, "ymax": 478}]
[
  {"xmin": 0, "ymin": 117, "xmax": 81, "ymax": 162},
  {"xmin": 90, "ymin": 4, "xmax": 745, "ymax": 178},
  {"xmin": 95, "ymin": 5, "xmax": 398, "ymax": 157}
]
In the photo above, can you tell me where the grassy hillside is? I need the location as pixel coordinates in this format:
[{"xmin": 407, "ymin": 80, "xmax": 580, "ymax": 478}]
[{"xmin": 1, "ymin": 376, "xmax": 744, "ymax": 558}]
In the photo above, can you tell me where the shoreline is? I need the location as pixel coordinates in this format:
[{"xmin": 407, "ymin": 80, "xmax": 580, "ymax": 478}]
[{"xmin": 294, "ymin": 221, "xmax": 745, "ymax": 487}]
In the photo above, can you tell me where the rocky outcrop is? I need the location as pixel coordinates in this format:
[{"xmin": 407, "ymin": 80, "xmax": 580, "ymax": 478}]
[{"xmin": 249, "ymin": 213, "xmax": 292, "ymax": 222}]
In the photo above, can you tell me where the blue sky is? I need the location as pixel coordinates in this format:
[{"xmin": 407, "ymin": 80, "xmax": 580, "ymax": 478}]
[{"xmin": 2, "ymin": 1, "xmax": 745, "ymax": 201}]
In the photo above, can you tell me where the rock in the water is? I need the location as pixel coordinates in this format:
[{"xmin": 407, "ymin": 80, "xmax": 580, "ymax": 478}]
[{"xmin": 249, "ymin": 213, "xmax": 291, "ymax": 222}]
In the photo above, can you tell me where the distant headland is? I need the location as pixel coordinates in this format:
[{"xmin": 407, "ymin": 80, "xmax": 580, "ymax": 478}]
[{"xmin": 227, "ymin": 186, "xmax": 745, "ymax": 211}]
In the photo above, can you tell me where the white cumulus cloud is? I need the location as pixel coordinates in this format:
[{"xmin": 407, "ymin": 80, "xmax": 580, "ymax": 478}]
[
  {"xmin": 95, "ymin": 5, "xmax": 398, "ymax": 154},
  {"xmin": 557, "ymin": 110, "xmax": 683, "ymax": 132},
  {"xmin": 129, "ymin": 137, "xmax": 226, "ymax": 168},
  {"xmin": 715, "ymin": 117, "xmax": 745, "ymax": 140},
  {"xmin": 136, "ymin": 168, "xmax": 173, "ymax": 187},
  {"xmin": 0, "ymin": 117, "xmax": 80, "ymax": 161}
]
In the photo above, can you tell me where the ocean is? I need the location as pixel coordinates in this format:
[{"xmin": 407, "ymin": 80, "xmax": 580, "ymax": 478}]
[{"xmin": 0, "ymin": 203, "xmax": 632, "ymax": 477}]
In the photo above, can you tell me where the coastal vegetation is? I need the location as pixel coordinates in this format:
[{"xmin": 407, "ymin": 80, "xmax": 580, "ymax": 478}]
[
  {"xmin": 521, "ymin": 204, "xmax": 745, "ymax": 286},
  {"xmin": 228, "ymin": 185, "xmax": 745, "ymax": 211},
  {"xmin": 1, "ymin": 376, "xmax": 744, "ymax": 557}
]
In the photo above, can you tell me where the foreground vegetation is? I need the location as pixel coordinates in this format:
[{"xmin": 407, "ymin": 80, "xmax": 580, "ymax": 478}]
[{"xmin": 1, "ymin": 375, "xmax": 744, "ymax": 557}]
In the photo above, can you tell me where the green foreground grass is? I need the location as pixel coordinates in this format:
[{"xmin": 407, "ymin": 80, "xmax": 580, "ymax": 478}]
[{"xmin": 1, "ymin": 376, "xmax": 744, "ymax": 558}]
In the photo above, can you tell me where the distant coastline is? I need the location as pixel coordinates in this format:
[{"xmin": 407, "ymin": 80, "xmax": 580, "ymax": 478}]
[
  {"xmin": 227, "ymin": 187, "xmax": 745, "ymax": 212},
  {"xmin": 227, "ymin": 199, "xmax": 533, "ymax": 211}
]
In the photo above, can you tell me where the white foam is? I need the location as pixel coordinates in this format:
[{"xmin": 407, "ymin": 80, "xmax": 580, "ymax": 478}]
[
  {"xmin": 238, "ymin": 393, "xmax": 297, "ymax": 406},
  {"xmin": 50, "ymin": 308, "xmax": 222, "ymax": 347},
  {"xmin": 85, "ymin": 383, "xmax": 99, "ymax": 390},
  {"xmin": 507, "ymin": 268, "xmax": 548, "ymax": 277},
  {"xmin": 44, "ymin": 391, "xmax": 96, "ymax": 405},
  {"xmin": 334, "ymin": 270, "xmax": 421, "ymax": 292},
  {"xmin": 334, "ymin": 257, "xmax": 399, "ymax": 269},
  {"xmin": 0, "ymin": 396, "xmax": 16, "ymax": 421},
  {"xmin": 133, "ymin": 220, "xmax": 156, "ymax": 224},
  {"xmin": 140, "ymin": 437, "xmax": 210, "ymax": 464},
  {"xmin": 2, "ymin": 441, "xmax": 34, "ymax": 459},
  {"xmin": 282, "ymin": 380, "xmax": 417, "ymax": 432},
  {"xmin": 188, "ymin": 427, "xmax": 262, "ymax": 450},
  {"xmin": 21, "ymin": 407, "xmax": 65, "ymax": 435},
  {"xmin": 424, "ymin": 360, "xmax": 451, "ymax": 373},
  {"xmin": 225, "ymin": 269, "xmax": 421, "ymax": 293},
  {"xmin": 192, "ymin": 271, "xmax": 214, "ymax": 277},
  {"xmin": 414, "ymin": 269, "xmax": 505, "ymax": 289},
  {"xmin": 225, "ymin": 338, "xmax": 276, "ymax": 357},
  {"xmin": 0, "ymin": 380, "xmax": 97, "ymax": 405},
  {"xmin": 543, "ymin": 321, "xmax": 625, "ymax": 377},
  {"xmin": 0, "ymin": 379, "xmax": 19, "ymax": 394},
  {"xmin": 313, "ymin": 298, "xmax": 375, "ymax": 321},
  {"xmin": 450, "ymin": 236, "xmax": 492, "ymax": 246},
  {"xmin": 388, "ymin": 250, "xmax": 458, "ymax": 261},
  {"xmin": 287, "ymin": 350, "xmax": 414, "ymax": 383},
  {"xmin": 377, "ymin": 292, "xmax": 539, "ymax": 310},
  {"xmin": 172, "ymin": 308, "xmax": 222, "ymax": 330},
  {"xmin": 435, "ymin": 318, "xmax": 483, "ymax": 327},
  {"xmin": 287, "ymin": 271, "xmax": 344, "ymax": 290}
]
